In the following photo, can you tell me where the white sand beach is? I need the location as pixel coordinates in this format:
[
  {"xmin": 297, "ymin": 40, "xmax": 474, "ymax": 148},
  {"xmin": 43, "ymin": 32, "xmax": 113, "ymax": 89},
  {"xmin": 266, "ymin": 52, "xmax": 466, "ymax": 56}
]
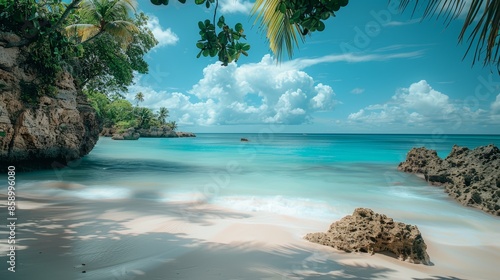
[{"xmin": 1, "ymin": 192, "xmax": 498, "ymax": 280}]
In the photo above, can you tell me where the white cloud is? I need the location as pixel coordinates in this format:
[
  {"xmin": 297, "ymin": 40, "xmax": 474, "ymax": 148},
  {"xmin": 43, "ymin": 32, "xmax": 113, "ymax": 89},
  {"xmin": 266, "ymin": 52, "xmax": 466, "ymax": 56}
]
[
  {"xmin": 384, "ymin": 18, "xmax": 421, "ymax": 27},
  {"xmin": 491, "ymin": 94, "xmax": 500, "ymax": 114},
  {"xmin": 219, "ymin": 0, "xmax": 253, "ymax": 14},
  {"xmin": 286, "ymin": 50, "xmax": 425, "ymax": 69},
  {"xmin": 351, "ymin": 87, "xmax": 365, "ymax": 94},
  {"xmin": 147, "ymin": 15, "xmax": 179, "ymax": 48},
  {"xmin": 491, "ymin": 94, "xmax": 500, "ymax": 123},
  {"xmin": 348, "ymin": 80, "xmax": 486, "ymax": 130},
  {"xmin": 128, "ymin": 55, "xmax": 338, "ymax": 126}
]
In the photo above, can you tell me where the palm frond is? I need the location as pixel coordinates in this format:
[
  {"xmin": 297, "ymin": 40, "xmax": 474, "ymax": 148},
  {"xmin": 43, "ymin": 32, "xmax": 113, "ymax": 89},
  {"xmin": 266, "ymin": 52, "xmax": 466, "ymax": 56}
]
[
  {"xmin": 70, "ymin": 0, "xmax": 139, "ymax": 47},
  {"xmin": 64, "ymin": 24, "xmax": 100, "ymax": 43},
  {"xmin": 251, "ymin": 0, "xmax": 304, "ymax": 62},
  {"xmin": 80, "ymin": 0, "xmax": 102, "ymax": 24},
  {"xmin": 103, "ymin": 20, "xmax": 139, "ymax": 45},
  {"xmin": 399, "ymin": 0, "xmax": 500, "ymax": 71}
]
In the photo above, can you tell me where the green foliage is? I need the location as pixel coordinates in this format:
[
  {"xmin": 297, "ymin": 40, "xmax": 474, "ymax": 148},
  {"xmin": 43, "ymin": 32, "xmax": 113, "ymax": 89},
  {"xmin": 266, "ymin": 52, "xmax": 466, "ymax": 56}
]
[
  {"xmin": 0, "ymin": 0, "xmax": 82, "ymax": 96},
  {"xmin": 19, "ymin": 80, "xmax": 43, "ymax": 105},
  {"xmin": 157, "ymin": 107, "xmax": 169, "ymax": 125},
  {"xmin": 25, "ymin": 31, "xmax": 80, "ymax": 95},
  {"xmin": 0, "ymin": 1, "xmax": 156, "ymax": 99},
  {"xmin": 84, "ymin": 89, "xmax": 110, "ymax": 118},
  {"xmin": 134, "ymin": 107, "xmax": 155, "ymax": 129},
  {"xmin": 115, "ymin": 120, "xmax": 138, "ymax": 132},
  {"xmin": 196, "ymin": 16, "xmax": 250, "ymax": 66},
  {"xmin": 0, "ymin": 0, "xmax": 66, "ymax": 37},
  {"xmin": 150, "ymin": 0, "xmax": 250, "ymax": 66},
  {"xmin": 71, "ymin": 12, "xmax": 157, "ymax": 93},
  {"xmin": 134, "ymin": 92, "xmax": 145, "ymax": 106},
  {"xmin": 85, "ymin": 91, "xmax": 175, "ymax": 131},
  {"xmin": 107, "ymin": 98, "xmax": 134, "ymax": 123},
  {"xmin": 166, "ymin": 120, "xmax": 177, "ymax": 131},
  {"xmin": 65, "ymin": 0, "xmax": 139, "ymax": 46},
  {"xmin": 283, "ymin": 0, "xmax": 348, "ymax": 35}
]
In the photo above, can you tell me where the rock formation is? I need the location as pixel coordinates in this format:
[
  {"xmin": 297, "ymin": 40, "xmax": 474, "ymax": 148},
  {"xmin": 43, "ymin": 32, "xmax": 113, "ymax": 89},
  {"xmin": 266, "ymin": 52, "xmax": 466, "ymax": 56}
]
[
  {"xmin": 305, "ymin": 208, "xmax": 430, "ymax": 265},
  {"xmin": 111, "ymin": 128, "xmax": 139, "ymax": 140},
  {"xmin": 398, "ymin": 145, "xmax": 500, "ymax": 216},
  {"xmin": 176, "ymin": 131, "xmax": 196, "ymax": 138},
  {"xmin": 137, "ymin": 126, "xmax": 177, "ymax": 138},
  {"xmin": 0, "ymin": 32, "xmax": 99, "ymax": 171},
  {"xmin": 103, "ymin": 126, "xmax": 196, "ymax": 139}
]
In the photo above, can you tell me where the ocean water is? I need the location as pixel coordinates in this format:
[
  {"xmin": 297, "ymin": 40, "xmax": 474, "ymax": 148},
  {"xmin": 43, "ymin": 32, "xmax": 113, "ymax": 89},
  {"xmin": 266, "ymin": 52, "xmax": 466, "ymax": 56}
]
[{"xmin": 11, "ymin": 133, "xmax": 500, "ymax": 246}]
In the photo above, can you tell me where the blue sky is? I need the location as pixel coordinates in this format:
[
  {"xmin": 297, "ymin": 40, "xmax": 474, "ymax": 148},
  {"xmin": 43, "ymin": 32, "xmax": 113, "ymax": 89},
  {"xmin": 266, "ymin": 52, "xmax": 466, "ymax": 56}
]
[{"xmin": 125, "ymin": 0, "xmax": 500, "ymax": 134}]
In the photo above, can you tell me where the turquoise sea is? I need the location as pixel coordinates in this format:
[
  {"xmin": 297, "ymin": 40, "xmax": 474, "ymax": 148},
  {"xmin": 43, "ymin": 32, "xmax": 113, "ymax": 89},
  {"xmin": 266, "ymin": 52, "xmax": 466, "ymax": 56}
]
[{"xmin": 13, "ymin": 133, "xmax": 500, "ymax": 245}]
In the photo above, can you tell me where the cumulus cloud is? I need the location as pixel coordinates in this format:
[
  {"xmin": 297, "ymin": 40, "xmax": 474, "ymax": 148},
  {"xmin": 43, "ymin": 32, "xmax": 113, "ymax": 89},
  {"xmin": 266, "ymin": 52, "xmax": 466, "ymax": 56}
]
[
  {"xmin": 348, "ymin": 80, "xmax": 485, "ymax": 129},
  {"xmin": 147, "ymin": 15, "xmax": 179, "ymax": 48},
  {"xmin": 490, "ymin": 94, "xmax": 500, "ymax": 123},
  {"xmin": 219, "ymin": 0, "xmax": 253, "ymax": 14},
  {"xmin": 491, "ymin": 94, "xmax": 500, "ymax": 114},
  {"xmin": 128, "ymin": 55, "xmax": 338, "ymax": 126}
]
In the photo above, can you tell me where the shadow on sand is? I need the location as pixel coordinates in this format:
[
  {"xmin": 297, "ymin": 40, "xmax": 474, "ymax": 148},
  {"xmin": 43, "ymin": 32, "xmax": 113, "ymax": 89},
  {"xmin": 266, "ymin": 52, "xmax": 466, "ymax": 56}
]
[{"xmin": 0, "ymin": 194, "xmax": 464, "ymax": 280}]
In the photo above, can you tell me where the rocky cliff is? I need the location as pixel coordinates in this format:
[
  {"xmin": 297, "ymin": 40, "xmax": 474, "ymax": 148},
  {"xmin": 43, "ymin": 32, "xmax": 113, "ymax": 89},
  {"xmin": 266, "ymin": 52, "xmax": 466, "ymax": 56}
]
[
  {"xmin": 0, "ymin": 32, "xmax": 99, "ymax": 171},
  {"xmin": 398, "ymin": 145, "xmax": 500, "ymax": 216},
  {"xmin": 305, "ymin": 208, "xmax": 430, "ymax": 265}
]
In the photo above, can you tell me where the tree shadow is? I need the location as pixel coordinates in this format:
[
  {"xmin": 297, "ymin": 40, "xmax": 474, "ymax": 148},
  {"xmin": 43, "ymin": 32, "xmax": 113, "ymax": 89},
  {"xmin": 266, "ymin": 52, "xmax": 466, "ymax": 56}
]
[
  {"xmin": 413, "ymin": 277, "xmax": 467, "ymax": 280},
  {"xmin": 0, "ymin": 195, "xmax": 464, "ymax": 280}
]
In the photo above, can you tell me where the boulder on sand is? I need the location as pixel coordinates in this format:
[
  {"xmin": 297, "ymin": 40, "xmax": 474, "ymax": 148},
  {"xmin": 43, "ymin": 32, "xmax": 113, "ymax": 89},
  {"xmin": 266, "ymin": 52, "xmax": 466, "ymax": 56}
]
[{"xmin": 305, "ymin": 208, "xmax": 430, "ymax": 265}]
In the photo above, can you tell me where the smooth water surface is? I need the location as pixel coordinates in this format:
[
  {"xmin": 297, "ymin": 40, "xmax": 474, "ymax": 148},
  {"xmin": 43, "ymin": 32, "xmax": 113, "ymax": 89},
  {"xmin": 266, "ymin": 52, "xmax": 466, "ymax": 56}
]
[{"xmin": 11, "ymin": 134, "xmax": 500, "ymax": 246}]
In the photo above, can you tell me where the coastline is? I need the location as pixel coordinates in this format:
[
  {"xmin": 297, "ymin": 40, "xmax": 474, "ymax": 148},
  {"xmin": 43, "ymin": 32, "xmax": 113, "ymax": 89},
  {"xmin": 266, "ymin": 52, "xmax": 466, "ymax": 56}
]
[{"xmin": 1, "ymin": 192, "xmax": 498, "ymax": 280}]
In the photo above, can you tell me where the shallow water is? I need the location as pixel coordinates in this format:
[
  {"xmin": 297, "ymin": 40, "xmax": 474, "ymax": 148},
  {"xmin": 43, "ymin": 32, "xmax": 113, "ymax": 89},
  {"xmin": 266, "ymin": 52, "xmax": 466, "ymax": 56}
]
[{"xmin": 10, "ymin": 134, "xmax": 500, "ymax": 247}]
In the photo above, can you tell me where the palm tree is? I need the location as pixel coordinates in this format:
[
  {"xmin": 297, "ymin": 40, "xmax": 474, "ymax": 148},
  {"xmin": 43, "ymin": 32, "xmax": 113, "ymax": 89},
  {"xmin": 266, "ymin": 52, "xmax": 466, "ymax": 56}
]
[
  {"xmin": 135, "ymin": 107, "xmax": 153, "ymax": 129},
  {"xmin": 398, "ymin": 0, "xmax": 499, "ymax": 71},
  {"xmin": 167, "ymin": 121, "xmax": 177, "ymax": 131},
  {"xmin": 157, "ymin": 107, "xmax": 169, "ymax": 125},
  {"xmin": 65, "ymin": 0, "xmax": 139, "ymax": 46},
  {"xmin": 134, "ymin": 92, "xmax": 144, "ymax": 106}
]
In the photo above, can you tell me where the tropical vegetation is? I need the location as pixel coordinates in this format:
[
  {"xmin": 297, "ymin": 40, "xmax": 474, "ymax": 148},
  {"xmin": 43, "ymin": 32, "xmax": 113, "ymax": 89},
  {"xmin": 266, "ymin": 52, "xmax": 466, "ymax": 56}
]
[
  {"xmin": 0, "ymin": 0, "xmax": 157, "ymax": 97},
  {"xmin": 85, "ymin": 90, "xmax": 176, "ymax": 132},
  {"xmin": 0, "ymin": 0, "xmax": 177, "ymax": 131}
]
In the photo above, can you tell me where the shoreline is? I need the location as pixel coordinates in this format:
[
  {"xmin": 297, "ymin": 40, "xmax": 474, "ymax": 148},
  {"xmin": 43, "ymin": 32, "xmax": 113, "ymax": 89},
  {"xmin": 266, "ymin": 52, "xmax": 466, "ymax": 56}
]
[{"xmin": 1, "ymin": 192, "xmax": 498, "ymax": 280}]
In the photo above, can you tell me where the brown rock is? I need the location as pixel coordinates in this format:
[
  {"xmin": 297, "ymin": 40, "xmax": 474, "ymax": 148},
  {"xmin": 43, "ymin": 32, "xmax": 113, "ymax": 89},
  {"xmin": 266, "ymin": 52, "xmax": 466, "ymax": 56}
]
[
  {"xmin": 0, "ymin": 32, "xmax": 99, "ymax": 171},
  {"xmin": 397, "ymin": 147, "xmax": 443, "ymax": 175},
  {"xmin": 112, "ymin": 128, "xmax": 139, "ymax": 140},
  {"xmin": 398, "ymin": 145, "xmax": 500, "ymax": 215},
  {"xmin": 305, "ymin": 208, "xmax": 430, "ymax": 265},
  {"xmin": 137, "ymin": 126, "xmax": 177, "ymax": 138},
  {"xmin": 100, "ymin": 127, "xmax": 116, "ymax": 137},
  {"xmin": 176, "ymin": 131, "xmax": 196, "ymax": 137}
]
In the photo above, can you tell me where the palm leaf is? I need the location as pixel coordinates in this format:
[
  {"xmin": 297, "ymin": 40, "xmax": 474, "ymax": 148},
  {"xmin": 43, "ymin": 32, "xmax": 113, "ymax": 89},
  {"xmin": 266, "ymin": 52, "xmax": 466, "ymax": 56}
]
[
  {"xmin": 64, "ymin": 24, "xmax": 100, "ymax": 43},
  {"xmin": 103, "ymin": 20, "xmax": 139, "ymax": 45},
  {"xmin": 80, "ymin": 0, "xmax": 102, "ymax": 24},
  {"xmin": 67, "ymin": 0, "xmax": 139, "ymax": 47},
  {"xmin": 251, "ymin": 0, "xmax": 304, "ymax": 62},
  {"xmin": 399, "ymin": 0, "xmax": 500, "ymax": 71}
]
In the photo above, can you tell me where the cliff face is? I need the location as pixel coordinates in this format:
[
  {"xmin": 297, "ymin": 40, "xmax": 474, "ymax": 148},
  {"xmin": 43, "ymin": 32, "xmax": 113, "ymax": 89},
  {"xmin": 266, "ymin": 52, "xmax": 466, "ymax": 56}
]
[
  {"xmin": 0, "ymin": 32, "xmax": 99, "ymax": 170},
  {"xmin": 398, "ymin": 145, "xmax": 500, "ymax": 216}
]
